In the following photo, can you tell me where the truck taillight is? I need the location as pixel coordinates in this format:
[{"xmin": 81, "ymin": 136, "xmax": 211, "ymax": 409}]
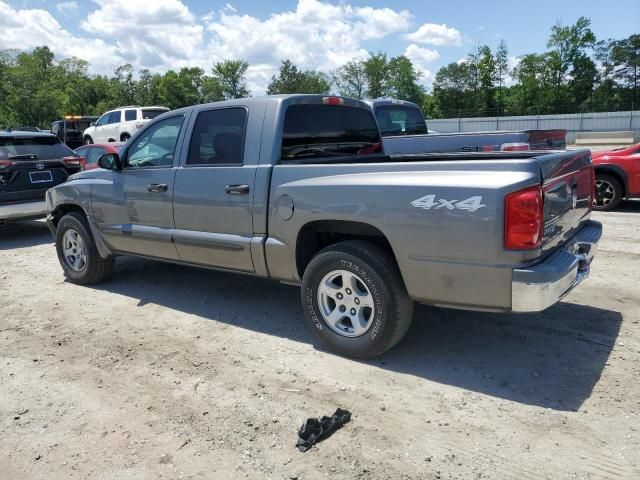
[
  {"xmin": 504, "ymin": 185, "xmax": 543, "ymax": 250},
  {"xmin": 322, "ymin": 96, "xmax": 344, "ymax": 105},
  {"xmin": 0, "ymin": 160, "xmax": 16, "ymax": 169},
  {"xmin": 501, "ymin": 142, "xmax": 530, "ymax": 152},
  {"xmin": 63, "ymin": 156, "xmax": 84, "ymax": 167}
]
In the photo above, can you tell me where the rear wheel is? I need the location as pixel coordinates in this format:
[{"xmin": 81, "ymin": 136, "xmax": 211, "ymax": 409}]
[
  {"xmin": 55, "ymin": 212, "xmax": 114, "ymax": 284},
  {"xmin": 301, "ymin": 240, "xmax": 413, "ymax": 359},
  {"xmin": 594, "ymin": 173, "xmax": 623, "ymax": 211},
  {"xmin": 120, "ymin": 133, "xmax": 130, "ymax": 142},
  {"xmin": 84, "ymin": 136, "xmax": 93, "ymax": 145}
]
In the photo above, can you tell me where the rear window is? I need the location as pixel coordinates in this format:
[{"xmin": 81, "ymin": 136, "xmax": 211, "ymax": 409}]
[
  {"xmin": 0, "ymin": 136, "xmax": 74, "ymax": 160},
  {"xmin": 141, "ymin": 109, "xmax": 168, "ymax": 120},
  {"xmin": 281, "ymin": 105, "xmax": 380, "ymax": 161},
  {"xmin": 375, "ymin": 106, "xmax": 427, "ymax": 136}
]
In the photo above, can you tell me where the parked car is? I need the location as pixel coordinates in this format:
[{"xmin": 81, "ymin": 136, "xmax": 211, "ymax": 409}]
[
  {"xmin": 1, "ymin": 131, "xmax": 83, "ymax": 225},
  {"xmin": 46, "ymin": 95, "xmax": 600, "ymax": 359},
  {"xmin": 83, "ymin": 106, "xmax": 169, "ymax": 145},
  {"xmin": 74, "ymin": 143, "xmax": 123, "ymax": 171},
  {"xmin": 364, "ymin": 98, "xmax": 567, "ymax": 153},
  {"xmin": 591, "ymin": 143, "xmax": 640, "ymax": 211},
  {"xmin": 52, "ymin": 116, "xmax": 98, "ymax": 149}
]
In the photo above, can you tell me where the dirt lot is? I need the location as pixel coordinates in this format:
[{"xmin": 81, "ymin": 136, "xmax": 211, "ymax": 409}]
[{"xmin": 1, "ymin": 204, "xmax": 639, "ymax": 480}]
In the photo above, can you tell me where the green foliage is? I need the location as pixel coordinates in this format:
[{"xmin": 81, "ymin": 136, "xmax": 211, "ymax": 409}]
[{"xmin": 266, "ymin": 60, "xmax": 330, "ymax": 95}]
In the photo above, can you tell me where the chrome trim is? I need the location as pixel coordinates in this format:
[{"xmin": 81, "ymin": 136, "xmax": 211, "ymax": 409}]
[
  {"xmin": 0, "ymin": 201, "xmax": 47, "ymax": 221},
  {"xmin": 511, "ymin": 220, "xmax": 602, "ymax": 312}
]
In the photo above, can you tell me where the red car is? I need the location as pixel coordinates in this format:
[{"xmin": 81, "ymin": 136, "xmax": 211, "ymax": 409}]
[
  {"xmin": 592, "ymin": 143, "xmax": 640, "ymax": 210},
  {"xmin": 74, "ymin": 143, "xmax": 123, "ymax": 171}
]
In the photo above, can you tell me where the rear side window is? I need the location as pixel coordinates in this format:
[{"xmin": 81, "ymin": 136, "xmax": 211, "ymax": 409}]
[
  {"xmin": 281, "ymin": 105, "xmax": 380, "ymax": 161},
  {"xmin": 375, "ymin": 106, "xmax": 427, "ymax": 136},
  {"xmin": 0, "ymin": 136, "xmax": 74, "ymax": 160},
  {"xmin": 125, "ymin": 109, "xmax": 137, "ymax": 121},
  {"xmin": 108, "ymin": 111, "xmax": 121, "ymax": 124},
  {"xmin": 187, "ymin": 108, "xmax": 246, "ymax": 165},
  {"xmin": 141, "ymin": 109, "xmax": 168, "ymax": 120}
]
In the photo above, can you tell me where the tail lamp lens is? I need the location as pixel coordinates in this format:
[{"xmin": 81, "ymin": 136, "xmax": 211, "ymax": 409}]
[{"xmin": 504, "ymin": 185, "xmax": 543, "ymax": 249}]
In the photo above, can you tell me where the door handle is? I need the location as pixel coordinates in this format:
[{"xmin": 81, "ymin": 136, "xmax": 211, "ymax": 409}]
[
  {"xmin": 147, "ymin": 183, "xmax": 168, "ymax": 193},
  {"xmin": 225, "ymin": 184, "xmax": 250, "ymax": 195}
]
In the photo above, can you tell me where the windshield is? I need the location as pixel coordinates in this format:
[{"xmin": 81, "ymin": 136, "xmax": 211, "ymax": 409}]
[
  {"xmin": 0, "ymin": 136, "xmax": 74, "ymax": 160},
  {"xmin": 141, "ymin": 109, "xmax": 168, "ymax": 120},
  {"xmin": 281, "ymin": 105, "xmax": 381, "ymax": 161},
  {"xmin": 374, "ymin": 105, "xmax": 427, "ymax": 136}
]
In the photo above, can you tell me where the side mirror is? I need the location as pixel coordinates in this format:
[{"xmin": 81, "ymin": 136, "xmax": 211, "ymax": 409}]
[
  {"xmin": 97, "ymin": 153, "xmax": 121, "ymax": 170},
  {"xmin": 90, "ymin": 122, "xmax": 96, "ymax": 127}
]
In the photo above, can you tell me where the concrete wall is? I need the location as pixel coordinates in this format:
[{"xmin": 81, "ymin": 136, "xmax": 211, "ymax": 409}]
[{"xmin": 427, "ymin": 111, "xmax": 640, "ymax": 143}]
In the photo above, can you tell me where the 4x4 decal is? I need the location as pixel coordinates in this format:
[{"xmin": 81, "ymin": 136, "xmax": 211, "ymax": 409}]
[{"xmin": 411, "ymin": 194, "xmax": 486, "ymax": 212}]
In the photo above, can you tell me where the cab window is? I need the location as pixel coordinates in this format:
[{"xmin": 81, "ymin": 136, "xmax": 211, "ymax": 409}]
[
  {"xmin": 375, "ymin": 106, "xmax": 427, "ymax": 136},
  {"xmin": 187, "ymin": 108, "xmax": 246, "ymax": 165},
  {"xmin": 125, "ymin": 115, "xmax": 184, "ymax": 168}
]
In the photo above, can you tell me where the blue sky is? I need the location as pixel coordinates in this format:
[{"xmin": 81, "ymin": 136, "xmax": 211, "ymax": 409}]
[{"xmin": 2, "ymin": 0, "xmax": 638, "ymax": 93}]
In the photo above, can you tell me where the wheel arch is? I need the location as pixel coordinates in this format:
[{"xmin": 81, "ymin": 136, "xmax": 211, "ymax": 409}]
[
  {"xmin": 594, "ymin": 164, "xmax": 629, "ymax": 198},
  {"xmin": 295, "ymin": 219, "xmax": 398, "ymax": 279}
]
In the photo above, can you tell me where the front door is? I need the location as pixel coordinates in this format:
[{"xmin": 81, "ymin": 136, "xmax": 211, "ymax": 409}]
[
  {"xmin": 93, "ymin": 113, "xmax": 109, "ymax": 143},
  {"xmin": 91, "ymin": 114, "xmax": 186, "ymax": 259},
  {"xmin": 173, "ymin": 106, "xmax": 256, "ymax": 272}
]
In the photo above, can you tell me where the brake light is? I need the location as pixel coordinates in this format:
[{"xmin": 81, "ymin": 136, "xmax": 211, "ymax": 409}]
[
  {"xmin": 501, "ymin": 142, "xmax": 530, "ymax": 151},
  {"xmin": 0, "ymin": 160, "xmax": 16, "ymax": 169},
  {"xmin": 504, "ymin": 185, "xmax": 543, "ymax": 249},
  {"xmin": 63, "ymin": 156, "xmax": 85, "ymax": 168},
  {"xmin": 322, "ymin": 96, "xmax": 344, "ymax": 105}
]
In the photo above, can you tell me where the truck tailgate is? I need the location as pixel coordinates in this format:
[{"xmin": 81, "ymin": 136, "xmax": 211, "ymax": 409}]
[{"xmin": 538, "ymin": 149, "xmax": 593, "ymax": 257}]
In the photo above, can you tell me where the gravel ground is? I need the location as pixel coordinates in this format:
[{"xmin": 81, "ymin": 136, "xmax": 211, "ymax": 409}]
[{"xmin": 1, "ymin": 202, "xmax": 639, "ymax": 479}]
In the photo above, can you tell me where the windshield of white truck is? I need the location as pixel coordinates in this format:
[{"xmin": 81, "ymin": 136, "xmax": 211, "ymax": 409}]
[
  {"xmin": 281, "ymin": 105, "xmax": 381, "ymax": 160},
  {"xmin": 375, "ymin": 106, "xmax": 427, "ymax": 136}
]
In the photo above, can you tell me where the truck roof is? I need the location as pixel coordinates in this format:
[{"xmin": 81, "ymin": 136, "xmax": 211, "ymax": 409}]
[
  {"xmin": 362, "ymin": 98, "xmax": 422, "ymax": 109},
  {"xmin": 0, "ymin": 130, "xmax": 56, "ymax": 138}
]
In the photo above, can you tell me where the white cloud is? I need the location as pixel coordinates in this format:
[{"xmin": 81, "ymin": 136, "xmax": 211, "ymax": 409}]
[
  {"xmin": 406, "ymin": 23, "xmax": 462, "ymax": 46},
  {"xmin": 403, "ymin": 44, "xmax": 438, "ymax": 86},
  {"xmin": 56, "ymin": 1, "xmax": 78, "ymax": 16},
  {"xmin": 0, "ymin": 0, "xmax": 446, "ymax": 94}
]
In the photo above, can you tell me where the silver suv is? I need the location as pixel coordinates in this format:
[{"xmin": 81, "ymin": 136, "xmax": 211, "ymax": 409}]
[{"xmin": 82, "ymin": 106, "xmax": 169, "ymax": 144}]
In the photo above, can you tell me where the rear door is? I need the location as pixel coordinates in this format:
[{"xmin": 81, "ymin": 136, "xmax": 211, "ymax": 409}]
[
  {"xmin": 172, "ymin": 106, "xmax": 258, "ymax": 272},
  {"xmin": 92, "ymin": 114, "xmax": 186, "ymax": 259}
]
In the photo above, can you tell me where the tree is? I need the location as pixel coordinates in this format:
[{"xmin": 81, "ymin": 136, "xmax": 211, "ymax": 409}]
[
  {"xmin": 495, "ymin": 40, "xmax": 509, "ymax": 115},
  {"xmin": 609, "ymin": 34, "xmax": 640, "ymax": 105},
  {"xmin": 387, "ymin": 55, "xmax": 424, "ymax": 105},
  {"xmin": 363, "ymin": 52, "xmax": 390, "ymax": 98},
  {"xmin": 333, "ymin": 60, "xmax": 367, "ymax": 99},
  {"xmin": 546, "ymin": 17, "xmax": 596, "ymax": 109},
  {"xmin": 266, "ymin": 59, "xmax": 330, "ymax": 95},
  {"xmin": 211, "ymin": 60, "xmax": 249, "ymax": 99}
]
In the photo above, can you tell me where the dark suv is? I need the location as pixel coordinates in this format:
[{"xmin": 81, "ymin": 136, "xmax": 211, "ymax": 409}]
[{"xmin": 0, "ymin": 131, "xmax": 83, "ymax": 225}]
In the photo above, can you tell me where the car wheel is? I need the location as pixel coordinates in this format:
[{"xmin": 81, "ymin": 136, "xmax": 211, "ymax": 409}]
[
  {"xmin": 594, "ymin": 173, "xmax": 623, "ymax": 211},
  {"xmin": 84, "ymin": 136, "xmax": 93, "ymax": 145},
  {"xmin": 121, "ymin": 133, "xmax": 130, "ymax": 142},
  {"xmin": 55, "ymin": 212, "xmax": 114, "ymax": 285},
  {"xmin": 301, "ymin": 240, "xmax": 414, "ymax": 359}
]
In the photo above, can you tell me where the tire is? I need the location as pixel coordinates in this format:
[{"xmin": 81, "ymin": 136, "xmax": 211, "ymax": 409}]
[
  {"xmin": 594, "ymin": 173, "xmax": 623, "ymax": 211},
  {"xmin": 55, "ymin": 212, "xmax": 114, "ymax": 285},
  {"xmin": 120, "ymin": 133, "xmax": 130, "ymax": 142},
  {"xmin": 301, "ymin": 240, "xmax": 414, "ymax": 359},
  {"xmin": 84, "ymin": 136, "xmax": 93, "ymax": 145}
]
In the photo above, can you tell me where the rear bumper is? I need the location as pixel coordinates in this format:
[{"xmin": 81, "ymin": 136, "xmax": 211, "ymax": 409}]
[
  {"xmin": 0, "ymin": 200, "xmax": 47, "ymax": 222},
  {"xmin": 511, "ymin": 220, "xmax": 602, "ymax": 312}
]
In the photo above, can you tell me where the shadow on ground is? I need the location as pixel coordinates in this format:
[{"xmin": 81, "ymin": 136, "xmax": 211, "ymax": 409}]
[
  {"xmin": 614, "ymin": 199, "xmax": 640, "ymax": 213},
  {"xmin": 87, "ymin": 255, "xmax": 621, "ymax": 412},
  {"xmin": 0, "ymin": 220, "xmax": 52, "ymax": 250}
]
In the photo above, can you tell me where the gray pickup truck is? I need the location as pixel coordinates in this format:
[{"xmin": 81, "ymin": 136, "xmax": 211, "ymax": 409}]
[{"xmin": 46, "ymin": 95, "xmax": 602, "ymax": 359}]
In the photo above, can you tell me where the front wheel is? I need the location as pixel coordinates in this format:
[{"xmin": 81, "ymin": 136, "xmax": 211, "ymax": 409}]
[
  {"xmin": 301, "ymin": 240, "xmax": 413, "ymax": 359},
  {"xmin": 594, "ymin": 173, "xmax": 623, "ymax": 211},
  {"xmin": 55, "ymin": 212, "xmax": 114, "ymax": 284}
]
